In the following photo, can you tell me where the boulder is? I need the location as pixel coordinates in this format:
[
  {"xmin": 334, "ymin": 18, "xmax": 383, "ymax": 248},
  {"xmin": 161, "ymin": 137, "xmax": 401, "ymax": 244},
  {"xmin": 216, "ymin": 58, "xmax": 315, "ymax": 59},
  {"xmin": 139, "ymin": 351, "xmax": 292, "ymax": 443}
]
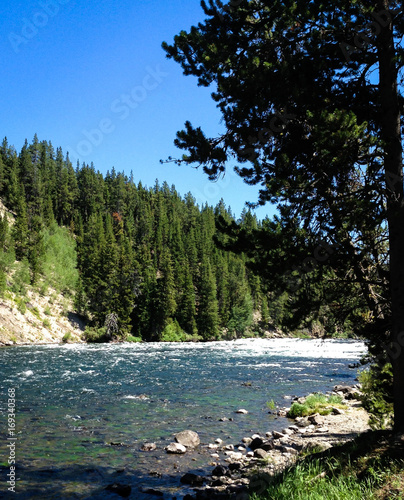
[
  {"xmin": 105, "ymin": 484, "xmax": 131, "ymax": 498},
  {"xmin": 308, "ymin": 413, "xmax": 323, "ymax": 426},
  {"xmin": 175, "ymin": 430, "xmax": 200, "ymax": 448},
  {"xmin": 236, "ymin": 409, "xmax": 248, "ymax": 414},
  {"xmin": 272, "ymin": 430, "xmax": 286, "ymax": 439},
  {"xmin": 166, "ymin": 442, "xmax": 187, "ymax": 454},
  {"xmin": 180, "ymin": 473, "xmax": 205, "ymax": 486},
  {"xmin": 260, "ymin": 440, "xmax": 274, "ymax": 451},
  {"xmin": 282, "ymin": 428, "xmax": 294, "ymax": 435},
  {"xmin": 254, "ymin": 448, "xmax": 268, "ymax": 459},
  {"xmin": 212, "ymin": 464, "xmax": 229, "ymax": 477},
  {"xmin": 249, "ymin": 437, "xmax": 264, "ymax": 451},
  {"xmin": 332, "ymin": 407, "xmax": 345, "ymax": 415}
]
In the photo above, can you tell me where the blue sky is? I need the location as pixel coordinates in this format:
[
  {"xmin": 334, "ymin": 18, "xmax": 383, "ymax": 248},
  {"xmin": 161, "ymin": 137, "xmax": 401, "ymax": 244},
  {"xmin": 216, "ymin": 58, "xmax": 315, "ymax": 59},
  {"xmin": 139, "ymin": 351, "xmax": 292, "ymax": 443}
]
[{"xmin": 0, "ymin": 0, "xmax": 274, "ymax": 219}]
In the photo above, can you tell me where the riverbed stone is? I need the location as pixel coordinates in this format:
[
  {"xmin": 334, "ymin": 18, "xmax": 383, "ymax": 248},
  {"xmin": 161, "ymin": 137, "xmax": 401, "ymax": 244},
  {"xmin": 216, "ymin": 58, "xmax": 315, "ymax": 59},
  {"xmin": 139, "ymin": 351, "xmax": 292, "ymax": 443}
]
[
  {"xmin": 180, "ymin": 473, "xmax": 205, "ymax": 486},
  {"xmin": 141, "ymin": 442, "xmax": 157, "ymax": 451},
  {"xmin": 282, "ymin": 428, "xmax": 294, "ymax": 435},
  {"xmin": 249, "ymin": 437, "xmax": 264, "ymax": 451},
  {"xmin": 236, "ymin": 409, "xmax": 248, "ymax": 414},
  {"xmin": 175, "ymin": 430, "xmax": 200, "ymax": 448},
  {"xmin": 272, "ymin": 430, "xmax": 285, "ymax": 439},
  {"xmin": 254, "ymin": 448, "xmax": 268, "ymax": 459},
  {"xmin": 166, "ymin": 442, "xmax": 187, "ymax": 454},
  {"xmin": 332, "ymin": 407, "xmax": 345, "ymax": 415},
  {"xmin": 105, "ymin": 483, "xmax": 131, "ymax": 498}
]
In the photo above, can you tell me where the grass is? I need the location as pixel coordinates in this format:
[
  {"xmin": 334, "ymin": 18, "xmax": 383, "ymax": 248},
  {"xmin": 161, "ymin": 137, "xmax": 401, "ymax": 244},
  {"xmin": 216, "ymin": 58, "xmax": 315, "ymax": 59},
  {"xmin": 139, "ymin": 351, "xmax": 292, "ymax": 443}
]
[
  {"xmin": 250, "ymin": 431, "xmax": 404, "ymax": 500},
  {"xmin": 287, "ymin": 393, "xmax": 346, "ymax": 418}
]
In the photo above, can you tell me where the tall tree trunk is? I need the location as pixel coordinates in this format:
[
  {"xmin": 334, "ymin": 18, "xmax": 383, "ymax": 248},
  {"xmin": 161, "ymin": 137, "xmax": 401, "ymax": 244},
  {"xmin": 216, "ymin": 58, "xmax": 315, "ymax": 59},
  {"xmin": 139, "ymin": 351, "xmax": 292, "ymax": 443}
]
[{"xmin": 377, "ymin": 0, "xmax": 404, "ymax": 432}]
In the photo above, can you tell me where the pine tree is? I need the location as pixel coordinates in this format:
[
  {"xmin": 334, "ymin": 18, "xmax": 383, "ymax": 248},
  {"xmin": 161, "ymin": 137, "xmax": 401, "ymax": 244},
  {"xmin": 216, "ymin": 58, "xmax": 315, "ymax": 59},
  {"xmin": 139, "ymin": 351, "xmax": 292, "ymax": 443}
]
[
  {"xmin": 197, "ymin": 254, "xmax": 220, "ymax": 340},
  {"xmin": 13, "ymin": 191, "xmax": 29, "ymax": 261}
]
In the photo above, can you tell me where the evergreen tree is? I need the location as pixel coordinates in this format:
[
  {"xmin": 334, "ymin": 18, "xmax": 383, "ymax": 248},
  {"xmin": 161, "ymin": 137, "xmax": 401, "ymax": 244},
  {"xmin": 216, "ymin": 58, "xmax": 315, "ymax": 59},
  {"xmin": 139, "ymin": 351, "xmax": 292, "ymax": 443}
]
[
  {"xmin": 198, "ymin": 254, "xmax": 220, "ymax": 340},
  {"xmin": 13, "ymin": 191, "xmax": 29, "ymax": 261}
]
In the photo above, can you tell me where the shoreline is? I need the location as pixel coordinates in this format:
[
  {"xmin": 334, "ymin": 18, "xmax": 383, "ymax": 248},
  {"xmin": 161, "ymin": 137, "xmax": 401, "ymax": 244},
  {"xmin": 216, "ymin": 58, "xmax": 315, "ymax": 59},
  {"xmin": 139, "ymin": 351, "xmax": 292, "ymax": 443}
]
[{"xmin": 166, "ymin": 386, "xmax": 370, "ymax": 499}]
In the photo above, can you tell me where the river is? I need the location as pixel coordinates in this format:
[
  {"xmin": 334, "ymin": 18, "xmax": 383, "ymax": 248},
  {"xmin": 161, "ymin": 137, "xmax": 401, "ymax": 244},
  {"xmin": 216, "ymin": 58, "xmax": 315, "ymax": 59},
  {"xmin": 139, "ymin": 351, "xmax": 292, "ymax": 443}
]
[{"xmin": 0, "ymin": 338, "xmax": 366, "ymax": 499}]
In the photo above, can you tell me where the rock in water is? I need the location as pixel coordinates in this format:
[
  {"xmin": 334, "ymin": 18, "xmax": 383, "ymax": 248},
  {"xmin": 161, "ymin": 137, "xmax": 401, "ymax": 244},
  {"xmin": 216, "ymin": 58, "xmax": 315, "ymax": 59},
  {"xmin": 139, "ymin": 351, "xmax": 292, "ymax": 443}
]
[
  {"xmin": 141, "ymin": 442, "xmax": 157, "ymax": 451},
  {"xmin": 180, "ymin": 473, "xmax": 205, "ymax": 486},
  {"xmin": 175, "ymin": 430, "xmax": 200, "ymax": 448},
  {"xmin": 166, "ymin": 442, "xmax": 187, "ymax": 454},
  {"xmin": 104, "ymin": 483, "xmax": 131, "ymax": 498}
]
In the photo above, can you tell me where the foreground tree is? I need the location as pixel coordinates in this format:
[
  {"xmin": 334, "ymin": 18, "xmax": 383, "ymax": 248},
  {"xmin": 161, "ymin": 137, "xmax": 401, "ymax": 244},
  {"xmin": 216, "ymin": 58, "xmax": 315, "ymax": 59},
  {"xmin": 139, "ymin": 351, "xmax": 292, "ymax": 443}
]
[{"xmin": 163, "ymin": 1, "xmax": 404, "ymax": 430}]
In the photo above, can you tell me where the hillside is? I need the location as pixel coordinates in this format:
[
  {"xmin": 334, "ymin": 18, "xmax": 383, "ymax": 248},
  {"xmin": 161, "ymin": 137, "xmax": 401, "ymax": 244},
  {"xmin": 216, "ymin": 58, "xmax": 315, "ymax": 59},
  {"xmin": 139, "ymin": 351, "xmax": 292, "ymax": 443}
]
[{"xmin": 0, "ymin": 286, "xmax": 84, "ymax": 345}]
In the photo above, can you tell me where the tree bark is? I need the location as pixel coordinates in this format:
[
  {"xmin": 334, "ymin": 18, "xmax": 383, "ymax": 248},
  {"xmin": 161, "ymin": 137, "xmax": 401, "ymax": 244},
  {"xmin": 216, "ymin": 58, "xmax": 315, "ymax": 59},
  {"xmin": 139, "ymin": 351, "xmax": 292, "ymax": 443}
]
[{"xmin": 377, "ymin": 0, "xmax": 404, "ymax": 432}]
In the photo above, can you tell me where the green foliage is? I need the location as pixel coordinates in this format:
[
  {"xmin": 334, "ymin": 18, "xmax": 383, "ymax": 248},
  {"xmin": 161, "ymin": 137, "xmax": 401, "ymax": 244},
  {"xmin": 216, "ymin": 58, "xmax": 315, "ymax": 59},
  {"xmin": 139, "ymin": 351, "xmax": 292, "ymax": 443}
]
[
  {"xmin": 160, "ymin": 319, "xmax": 187, "ymax": 342},
  {"xmin": 250, "ymin": 458, "xmax": 375, "ymax": 500},
  {"xmin": 10, "ymin": 259, "xmax": 31, "ymax": 295},
  {"xmin": 266, "ymin": 399, "xmax": 276, "ymax": 411},
  {"xmin": 62, "ymin": 332, "xmax": 71, "ymax": 343},
  {"xmin": 41, "ymin": 223, "xmax": 78, "ymax": 294},
  {"xmin": 287, "ymin": 393, "xmax": 344, "ymax": 418},
  {"xmin": 83, "ymin": 326, "xmax": 108, "ymax": 343},
  {"xmin": 16, "ymin": 297, "xmax": 27, "ymax": 315},
  {"xmin": 359, "ymin": 365, "xmax": 394, "ymax": 430},
  {"xmin": 42, "ymin": 318, "xmax": 51, "ymax": 329},
  {"xmin": 125, "ymin": 335, "xmax": 142, "ymax": 343},
  {"xmin": 227, "ymin": 292, "xmax": 254, "ymax": 337},
  {"xmin": 0, "ymin": 135, "xmax": 270, "ymax": 343}
]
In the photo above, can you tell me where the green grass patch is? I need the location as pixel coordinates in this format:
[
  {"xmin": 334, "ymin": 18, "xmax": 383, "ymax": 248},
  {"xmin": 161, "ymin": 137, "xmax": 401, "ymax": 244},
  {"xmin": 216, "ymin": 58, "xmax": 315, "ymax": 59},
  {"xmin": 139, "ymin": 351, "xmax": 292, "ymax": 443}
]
[
  {"xmin": 287, "ymin": 393, "xmax": 345, "ymax": 418},
  {"xmin": 125, "ymin": 335, "xmax": 142, "ymax": 343},
  {"xmin": 42, "ymin": 318, "xmax": 51, "ymax": 329},
  {"xmin": 251, "ymin": 431, "xmax": 404, "ymax": 500}
]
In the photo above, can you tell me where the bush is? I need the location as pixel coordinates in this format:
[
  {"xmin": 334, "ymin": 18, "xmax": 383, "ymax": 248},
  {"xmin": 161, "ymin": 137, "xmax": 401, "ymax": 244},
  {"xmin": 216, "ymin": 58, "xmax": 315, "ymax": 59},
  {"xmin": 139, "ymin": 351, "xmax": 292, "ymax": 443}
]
[
  {"xmin": 16, "ymin": 297, "xmax": 27, "ymax": 315},
  {"xmin": 359, "ymin": 364, "xmax": 393, "ymax": 429},
  {"xmin": 160, "ymin": 319, "xmax": 188, "ymax": 342},
  {"xmin": 125, "ymin": 335, "xmax": 142, "ymax": 343},
  {"xmin": 62, "ymin": 332, "xmax": 72, "ymax": 343},
  {"xmin": 10, "ymin": 259, "xmax": 30, "ymax": 294},
  {"xmin": 287, "ymin": 393, "xmax": 344, "ymax": 418},
  {"xmin": 83, "ymin": 326, "xmax": 108, "ymax": 343},
  {"xmin": 42, "ymin": 319, "xmax": 51, "ymax": 329}
]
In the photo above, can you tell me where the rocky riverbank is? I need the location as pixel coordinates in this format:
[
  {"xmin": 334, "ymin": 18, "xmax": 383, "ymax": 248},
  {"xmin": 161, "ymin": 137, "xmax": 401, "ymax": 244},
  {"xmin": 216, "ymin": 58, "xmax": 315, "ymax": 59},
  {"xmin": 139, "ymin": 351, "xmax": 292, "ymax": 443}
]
[{"xmin": 140, "ymin": 385, "xmax": 370, "ymax": 500}]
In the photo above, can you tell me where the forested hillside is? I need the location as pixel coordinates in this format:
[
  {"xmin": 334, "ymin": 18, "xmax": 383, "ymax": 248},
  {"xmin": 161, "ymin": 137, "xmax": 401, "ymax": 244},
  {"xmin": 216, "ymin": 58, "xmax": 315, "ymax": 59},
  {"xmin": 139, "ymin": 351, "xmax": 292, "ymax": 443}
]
[{"xmin": 0, "ymin": 135, "xmax": 275, "ymax": 342}]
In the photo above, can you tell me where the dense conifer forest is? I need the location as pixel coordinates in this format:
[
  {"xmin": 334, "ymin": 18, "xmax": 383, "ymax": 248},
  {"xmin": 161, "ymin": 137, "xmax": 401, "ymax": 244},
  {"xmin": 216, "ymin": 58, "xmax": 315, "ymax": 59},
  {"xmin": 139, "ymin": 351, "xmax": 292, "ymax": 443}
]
[{"xmin": 0, "ymin": 135, "xmax": 278, "ymax": 342}]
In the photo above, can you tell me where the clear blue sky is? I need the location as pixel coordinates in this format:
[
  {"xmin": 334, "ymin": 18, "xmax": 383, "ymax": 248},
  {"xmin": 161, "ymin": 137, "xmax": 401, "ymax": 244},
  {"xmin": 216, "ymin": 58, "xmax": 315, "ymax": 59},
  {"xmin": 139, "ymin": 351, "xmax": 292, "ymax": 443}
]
[{"xmin": 0, "ymin": 0, "xmax": 274, "ymax": 219}]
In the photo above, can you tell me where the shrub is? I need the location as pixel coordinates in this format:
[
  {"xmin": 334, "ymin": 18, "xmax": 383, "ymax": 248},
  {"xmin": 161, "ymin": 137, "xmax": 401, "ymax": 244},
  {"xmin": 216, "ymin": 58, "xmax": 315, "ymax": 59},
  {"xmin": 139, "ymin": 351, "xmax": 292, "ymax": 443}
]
[
  {"xmin": 83, "ymin": 326, "xmax": 108, "ymax": 343},
  {"xmin": 42, "ymin": 319, "xmax": 51, "ymax": 330},
  {"xmin": 125, "ymin": 335, "xmax": 142, "ymax": 343},
  {"xmin": 287, "ymin": 393, "xmax": 344, "ymax": 418},
  {"xmin": 359, "ymin": 364, "xmax": 393, "ymax": 429},
  {"xmin": 16, "ymin": 298, "xmax": 26, "ymax": 315},
  {"xmin": 62, "ymin": 332, "xmax": 72, "ymax": 343},
  {"xmin": 160, "ymin": 319, "xmax": 187, "ymax": 342}
]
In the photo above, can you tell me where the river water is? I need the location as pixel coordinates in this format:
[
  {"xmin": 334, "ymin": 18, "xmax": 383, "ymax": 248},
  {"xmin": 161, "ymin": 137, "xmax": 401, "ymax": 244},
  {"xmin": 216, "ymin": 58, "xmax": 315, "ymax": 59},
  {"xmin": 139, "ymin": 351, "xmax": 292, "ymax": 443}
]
[{"xmin": 0, "ymin": 338, "xmax": 365, "ymax": 499}]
